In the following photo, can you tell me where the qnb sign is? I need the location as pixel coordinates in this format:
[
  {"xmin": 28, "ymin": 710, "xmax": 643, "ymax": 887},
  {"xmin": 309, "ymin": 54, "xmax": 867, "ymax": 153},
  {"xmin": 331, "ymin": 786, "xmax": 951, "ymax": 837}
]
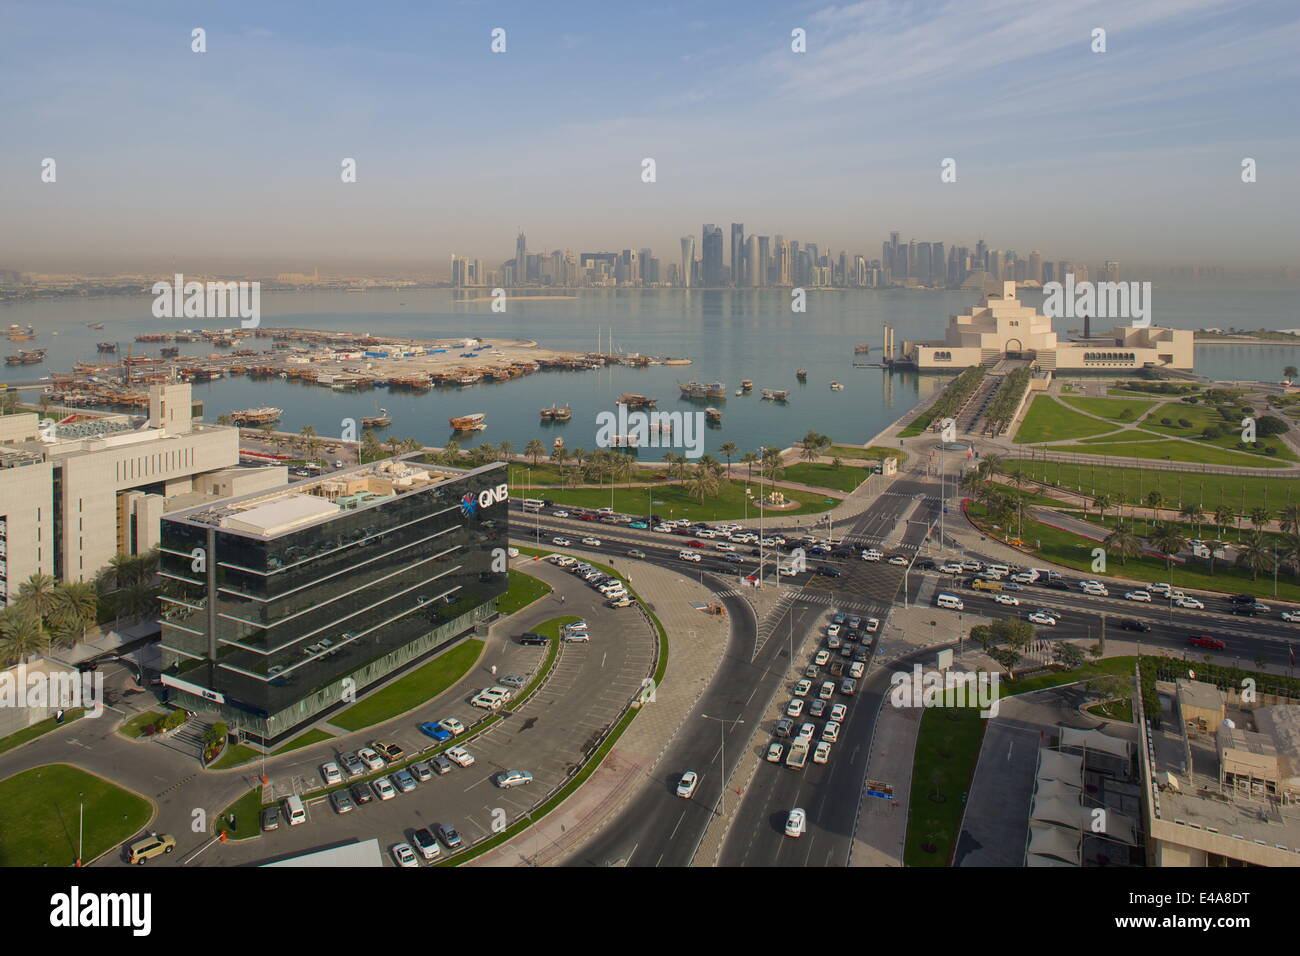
[{"xmin": 461, "ymin": 483, "xmax": 509, "ymax": 517}]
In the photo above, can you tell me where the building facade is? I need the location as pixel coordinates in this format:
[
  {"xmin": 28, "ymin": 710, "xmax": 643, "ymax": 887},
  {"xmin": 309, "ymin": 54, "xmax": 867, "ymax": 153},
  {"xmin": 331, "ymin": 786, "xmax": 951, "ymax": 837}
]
[{"xmin": 156, "ymin": 458, "xmax": 509, "ymax": 745}]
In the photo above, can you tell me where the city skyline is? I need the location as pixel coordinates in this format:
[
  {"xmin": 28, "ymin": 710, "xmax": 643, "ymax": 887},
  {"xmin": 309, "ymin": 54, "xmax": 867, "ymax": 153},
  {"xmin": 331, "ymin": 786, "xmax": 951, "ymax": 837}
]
[{"xmin": 3, "ymin": 0, "xmax": 1298, "ymax": 271}]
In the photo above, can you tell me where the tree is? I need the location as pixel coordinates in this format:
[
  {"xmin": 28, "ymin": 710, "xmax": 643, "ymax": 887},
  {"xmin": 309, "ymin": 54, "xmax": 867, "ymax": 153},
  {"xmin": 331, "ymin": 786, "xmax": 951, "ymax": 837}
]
[
  {"xmin": 0, "ymin": 608, "xmax": 45, "ymax": 665},
  {"xmin": 1146, "ymin": 490, "xmax": 1164, "ymax": 514},
  {"xmin": 1235, "ymin": 530, "xmax": 1274, "ymax": 581},
  {"xmin": 1103, "ymin": 522, "xmax": 1142, "ymax": 565},
  {"xmin": 440, "ymin": 439, "xmax": 460, "ymax": 465},
  {"xmin": 989, "ymin": 647, "xmax": 1022, "ymax": 678},
  {"xmin": 524, "ymin": 439, "xmax": 545, "ymax": 466},
  {"xmin": 550, "ymin": 444, "xmax": 569, "ymax": 467},
  {"xmin": 1279, "ymin": 503, "xmax": 1300, "ymax": 535},
  {"xmin": 741, "ymin": 451, "xmax": 758, "ymax": 483},
  {"xmin": 760, "ymin": 447, "xmax": 784, "ymax": 482},
  {"xmin": 1285, "ymin": 365, "xmax": 1298, "ymax": 381},
  {"xmin": 1213, "ymin": 504, "xmax": 1236, "ymax": 538},
  {"xmin": 1180, "ymin": 502, "xmax": 1204, "ymax": 537},
  {"xmin": 689, "ymin": 461, "xmax": 723, "ymax": 503},
  {"xmin": 360, "ymin": 429, "xmax": 383, "ymax": 462},
  {"xmin": 969, "ymin": 624, "xmax": 995, "ymax": 654},
  {"xmin": 1278, "ymin": 532, "xmax": 1300, "ymax": 580},
  {"xmin": 15, "ymin": 573, "xmax": 58, "ymax": 621},
  {"xmin": 718, "ymin": 441, "xmax": 738, "ymax": 475},
  {"xmin": 1093, "ymin": 493, "xmax": 1112, "ymax": 522},
  {"xmin": 1054, "ymin": 642, "xmax": 1085, "ymax": 669},
  {"xmin": 1149, "ymin": 522, "xmax": 1188, "ymax": 577},
  {"xmin": 1249, "ymin": 507, "xmax": 1271, "ymax": 531},
  {"xmin": 497, "ymin": 440, "xmax": 514, "ymax": 462}
]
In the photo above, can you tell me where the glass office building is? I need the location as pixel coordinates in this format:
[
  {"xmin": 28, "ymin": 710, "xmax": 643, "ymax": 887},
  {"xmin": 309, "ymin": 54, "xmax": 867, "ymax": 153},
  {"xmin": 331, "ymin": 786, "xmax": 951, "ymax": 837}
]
[{"xmin": 157, "ymin": 457, "xmax": 508, "ymax": 746}]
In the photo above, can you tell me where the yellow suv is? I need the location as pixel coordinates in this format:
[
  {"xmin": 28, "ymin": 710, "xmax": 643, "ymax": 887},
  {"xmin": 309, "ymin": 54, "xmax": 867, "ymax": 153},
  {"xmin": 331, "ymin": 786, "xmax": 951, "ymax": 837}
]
[{"xmin": 126, "ymin": 832, "xmax": 177, "ymax": 864}]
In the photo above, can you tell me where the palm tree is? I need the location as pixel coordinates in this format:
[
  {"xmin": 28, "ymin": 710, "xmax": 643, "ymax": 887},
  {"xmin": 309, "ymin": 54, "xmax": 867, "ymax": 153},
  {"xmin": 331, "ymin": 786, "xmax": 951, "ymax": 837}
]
[
  {"xmin": 360, "ymin": 429, "xmax": 383, "ymax": 462},
  {"xmin": 1285, "ymin": 365, "xmax": 1298, "ymax": 381},
  {"xmin": 1092, "ymin": 493, "xmax": 1112, "ymax": 523},
  {"xmin": 1214, "ymin": 504, "xmax": 1236, "ymax": 540},
  {"xmin": 1279, "ymin": 503, "xmax": 1300, "ymax": 534},
  {"xmin": 1149, "ymin": 522, "xmax": 1188, "ymax": 577},
  {"xmin": 524, "ymin": 439, "xmax": 545, "ymax": 466},
  {"xmin": 216, "ymin": 413, "xmax": 234, "ymax": 426},
  {"xmin": 16, "ymin": 573, "xmax": 58, "ymax": 621},
  {"xmin": 298, "ymin": 424, "xmax": 317, "ymax": 455},
  {"xmin": 551, "ymin": 445, "xmax": 569, "ymax": 467},
  {"xmin": 497, "ymin": 440, "xmax": 514, "ymax": 462},
  {"xmin": 1103, "ymin": 522, "xmax": 1142, "ymax": 565},
  {"xmin": 719, "ymin": 441, "xmax": 738, "ymax": 475},
  {"xmin": 1235, "ymin": 530, "xmax": 1274, "ymax": 581},
  {"xmin": 440, "ymin": 439, "xmax": 460, "ymax": 465},
  {"xmin": 760, "ymin": 447, "xmax": 784, "ymax": 482},
  {"xmin": 1201, "ymin": 538, "xmax": 1224, "ymax": 576},
  {"xmin": 1277, "ymin": 532, "xmax": 1300, "ymax": 580},
  {"xmin": 1249, "ymin": 506, "xmax": 1271, "ymax": 531},
  {"xmin": 741, "ymin": 451, "xmax": 758, "ymax": 483},
  {"xmin": 0, "ymin": 608, "xmax": 45, "ymax": 665},
  {"xmin": 688, "ymin": 461, "xmax": 723, "ymax": 503},
  {"xmin": 1180, "ymin": 502, "xmax": 1204, "ymax": 538},
  {"xmin": 1146, "ymin": 490, "xmax": 1164, "ymax": 518}
]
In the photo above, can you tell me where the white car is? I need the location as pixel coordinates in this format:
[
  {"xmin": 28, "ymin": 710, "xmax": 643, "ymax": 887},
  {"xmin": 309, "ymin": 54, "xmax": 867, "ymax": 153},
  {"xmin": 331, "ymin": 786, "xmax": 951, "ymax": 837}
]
[
  {"xmin": 848, "ymin": 661, "xmax": 865, "ymax": 679},
  {"xmin": 552, "ymin": 510, "xmax": 570, "ymax": 518},
  {"xmin": 1176, "ymin": 596, "xmax": 1205, "ymax": 610},
  {"xmin": 814, "ymin": 650, "xmax": 831, "ymax": 666},
  {"xmin": 785, "ymin": 808, "xmax": 807, "ymax": 837},
  {"xmin": 994, "ymin": 593, "xmax": 1020, "ymax": 606},
  {"xmin": 1282, "ymin": 611, "xmax": 1300, "ymax": 623},
  {"xmin": 826, "ymin": 624, "xmax": 841, "ymax": 637},
  {"xmin": 861, "ymin": 549, "xmax": 883, "ymax": 562},
  {"xmin": 714, "ymin": 543, "xmax": 736, "ymax": 552},
  {"xmin": 1148, "ymin": 582, "xmax": 1172, "ymax": 595},
  {"xmin": 795, "ymin": 722, "xmax": 816, "ymax": 744},
  {"xmin": 1124, "ymin": 590, "xmax": 1152, "ymax": 602},
  {"xmin": 778, "ymin": 565, "xmax": 799, "ymax": 576},
  {"xmin": 357, "ymin": 747, "xmax": 385, "ymax": 771},
  {"xmin": 939, "ymin": 563, "xmax": 964, "ymax": 574},
  {"xmin": 864, "ymin": 617, "xmax": 881, "ymax": 633},
  {"xmin": 786, "ymin": 698, "xmax": 805, "ymax": 718},
  {"xmin": 1010, "ymin": 571, "xmax": 1036, "ymax": 583},
  {"xmin": 813, "ymin": 741, "xmax": 832, "ymax": 764},
  {"xmin": 676, "ymin": 771, "xmax": 699, "ymax": 798},
  {"xmin": 1028, "ymin": 611, "xmax": 1058, "ymax": 626},
  {"xmin": 446, "ymin": 747, "xmax": 475, "ymax": 767},
  {"xmin": 440, "ymin": 717, "xmax": 466, "ymax": 735},
  {"xmin": 320, "ymin": 762, "xmax": 342, "ymax": 786},
  {"xmin": 552, "ymin": 537, "xmax": 571, "ymax": 546},
  {"xmin": 830, "ymin": 703, "xmax": 847, "ymax": 722},
  {"xmin": 794, "ymin": 678, "xmax": 813, "ymax": 697},
  {"xmin": 888, "ymin": 555, "xmax": 909, "ymax": 566},
  {"xmin": 679, "ymin": 551, "xmax": 702, "ymax": 562},
  {"xmin": 581, "ymin": 537, "xmax": 601, "ymax": 547},
  {"xmin": 562, "ymin": 630, "xmax": 590, "ymax": 642},
  {"xmin": 372, "ymin": 777, "xmax": 397, "ymax": 800},
  {"xmin": 822, "ymin": 721, "xmax": 841, "ymax": 743},
  {"xmin": 654, "ymin": 525, "xmax": 673, "ymax": 533},
  {"xmin": 391, "ymin": 842, "xmax": 420, "ymax": 868},
  {"xmin": 766, "ymin": 742, "xmax": 784, "ymax": 763}
]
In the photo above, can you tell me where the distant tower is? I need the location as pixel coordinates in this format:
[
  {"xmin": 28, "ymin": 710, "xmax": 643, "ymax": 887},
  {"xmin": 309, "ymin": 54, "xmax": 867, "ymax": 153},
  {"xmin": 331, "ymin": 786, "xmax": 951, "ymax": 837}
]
[
  {"xmin": 680, "ymin": 236, "xmax": 695, "ymax": 288},
  {"xmin": 515, "ymin": 232, "xmax": 527, "ymax": 286}
]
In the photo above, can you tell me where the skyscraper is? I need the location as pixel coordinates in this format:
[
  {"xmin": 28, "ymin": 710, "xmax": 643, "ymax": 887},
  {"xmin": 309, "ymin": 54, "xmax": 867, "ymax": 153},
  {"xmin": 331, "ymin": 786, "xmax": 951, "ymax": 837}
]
[
  {"xmin": 701, "ymin": 224, "xmax": 724, "ymax": 286},
  {"xmin": 680, "ymin": 236, "xmax": 695, "ymax": 288},
  {"xmin": 515, "ymin": 232, "xmax": 527, "ymax": 287},
  {"xmin": 730, "ymin": 223, "xmax": 745, "ymax": 287},
  {"xmin": 757, "ymin": 236, "xmax": 771, "ymax": 288}
]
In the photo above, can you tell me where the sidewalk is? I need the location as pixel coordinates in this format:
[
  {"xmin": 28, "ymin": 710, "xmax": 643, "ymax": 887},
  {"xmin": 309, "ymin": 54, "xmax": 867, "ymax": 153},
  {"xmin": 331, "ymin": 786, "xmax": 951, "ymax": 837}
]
[{"xmin": 468, "ymin": 560, "xmax": 731, "ymax": 866}]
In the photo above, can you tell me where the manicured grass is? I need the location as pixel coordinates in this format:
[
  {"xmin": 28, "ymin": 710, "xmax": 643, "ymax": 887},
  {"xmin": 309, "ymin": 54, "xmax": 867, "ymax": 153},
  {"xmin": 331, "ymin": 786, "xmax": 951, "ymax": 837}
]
[
  {"xmin": 0, "ymin": 764, "xmax": 152, "ymax": 866},
  {"xmin": 215, "ymin": 788, "xmax": 264, "ymax": 841},
  {"xmin": 507, "ymin": 462, "xmax": 658, "ymax": 487},
  {"xmin": 540, "ymin": 478, "xmax": 840, "ymax": 521},
  {"xmin": 331, "ymin": 639, "xmax": 483, "ymax": 731},
  {"xmin": 0, "ymin": 709, "xmax": 84, "ymax": 756},
  {"xmin": 1000, "ymin": 656, "xmax": 1137, "ymax": 696},
  {"xmin": 496, "ymin": 567, "xmax": 552, "ymax": 617},
  {"xmin": 781, "ymin": 462, "xmax": 870, "ymax": 493},
  {"xmin": 1141, "ymin": 401, "xmax": 1297, "ymax": 461},
  {"xmin": 1004, "ymin": 458, "xmax": 1300, "ymax": 509},
  {"xmin": 1077, "ymin": 429, "xmax": 1166, "ymax": 443},
  {"xmin": 904, "ymin": 705, "xmax": 987, "ymax": 867},
  {"xmin": 209, "ymin": 744, "xmax": 259, "ymax": 770},
  {"xmin": 1059, "ymin": 396, "xmax": 1158, "ymax": 421},
  {"xmin": 1014, "ymin": 396, "xmax": 1119, "ymax": 444},
  {"xmin": 968, "ymin": 503, "xmax": 1300, "ymax": 601},
  {"xmin": 1050, "ymin": 438, "xmax": 1288, "ymax": 468},
  {"xmin": 118, "ymin": 709, "xmax": 167, "ymax": 739},
  {"xmin": 1085, "ymin": 697, "xmax": 1133, "ymax": 722},
  {"xmin": 270, "ymin": 728, "xmax": 334, "ymax": 756}
]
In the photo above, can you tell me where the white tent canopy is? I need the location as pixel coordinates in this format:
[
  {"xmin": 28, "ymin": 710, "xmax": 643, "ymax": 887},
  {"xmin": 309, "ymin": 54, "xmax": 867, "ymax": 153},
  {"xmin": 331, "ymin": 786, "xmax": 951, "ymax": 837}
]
[
  {"xmin": 1034, "ymin": 777, "xmax": 1082, "ymax": 802},
  {"xmin": 1031, "ymin": 793, "xmax": 1084, "ymax": 831},
  {"xmin": 1027, "ymin": 823, "xmax": 1081, "ymax": 865},
  {"xmin": 1060, "ymin": 726, "xmax": 1133, "ymax": 759},
  {"xmin": 1037, "ymin": 748, "xmax": 1084, "ymax": 787}
]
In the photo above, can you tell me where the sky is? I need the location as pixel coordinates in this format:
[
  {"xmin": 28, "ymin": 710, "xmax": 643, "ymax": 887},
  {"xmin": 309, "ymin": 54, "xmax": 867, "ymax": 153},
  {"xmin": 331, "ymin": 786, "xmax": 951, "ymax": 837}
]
[{"xmin": 2, "ymin": 0, "xmax": 1298, "ymax": 275}]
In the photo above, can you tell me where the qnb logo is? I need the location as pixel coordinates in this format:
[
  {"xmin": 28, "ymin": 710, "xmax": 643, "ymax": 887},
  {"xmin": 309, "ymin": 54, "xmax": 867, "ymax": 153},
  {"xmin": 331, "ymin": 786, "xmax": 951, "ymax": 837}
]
[
  {"xmin": 50, "ymin": 887, "xmax": 152, "ymax": 936},
  {"xmin": 888, "ymin": 664, "xmax": 1001, "ymax": 718},
  {"xmin": 1042, "ymin": 273, "xmax": 1152, "ymax": 328},
  {"xmin": 463, "ymin": 483, "xmax": 509, "ymax": 517},
  {"xmin": 151, "ymin": 273, "xmax": 261, "ymax": 328}
]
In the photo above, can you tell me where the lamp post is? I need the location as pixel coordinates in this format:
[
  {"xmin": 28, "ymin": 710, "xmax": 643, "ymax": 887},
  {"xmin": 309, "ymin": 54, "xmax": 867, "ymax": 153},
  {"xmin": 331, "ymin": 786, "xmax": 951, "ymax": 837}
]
[{"xmin": 701, "ymin": 713, "xmax": 744, "ymax": 821}]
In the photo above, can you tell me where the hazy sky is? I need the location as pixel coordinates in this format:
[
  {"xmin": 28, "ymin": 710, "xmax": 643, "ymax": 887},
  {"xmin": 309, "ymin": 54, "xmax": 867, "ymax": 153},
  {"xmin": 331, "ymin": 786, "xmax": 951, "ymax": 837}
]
[{"xmin": 3, "ymin": 0, "xmax": 1298, "ymax": 274}]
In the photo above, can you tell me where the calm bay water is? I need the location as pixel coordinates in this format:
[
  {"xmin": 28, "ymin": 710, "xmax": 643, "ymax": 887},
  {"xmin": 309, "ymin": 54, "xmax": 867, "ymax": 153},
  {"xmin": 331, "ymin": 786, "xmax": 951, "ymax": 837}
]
[{"xmin": 2, "ymin": 284, "xmax": 1295, "ymax": 455}]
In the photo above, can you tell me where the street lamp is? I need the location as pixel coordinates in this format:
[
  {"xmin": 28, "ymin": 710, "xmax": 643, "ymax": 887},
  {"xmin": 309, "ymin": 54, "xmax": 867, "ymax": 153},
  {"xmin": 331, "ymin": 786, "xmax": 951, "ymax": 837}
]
[{"xmin": 701, "ymin": 713, "xmax": 744, "ymax": 822}]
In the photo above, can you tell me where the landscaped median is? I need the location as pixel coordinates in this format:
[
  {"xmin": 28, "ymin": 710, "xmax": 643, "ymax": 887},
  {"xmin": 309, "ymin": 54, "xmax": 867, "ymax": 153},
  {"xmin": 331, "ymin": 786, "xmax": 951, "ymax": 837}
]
[
  {"xmin": 0, "ymin": 708, "xmax": 84, "ymax": 757},
  {"xmin": 0, "ymin": 764, "xmax": 152, "ymax": 866}
]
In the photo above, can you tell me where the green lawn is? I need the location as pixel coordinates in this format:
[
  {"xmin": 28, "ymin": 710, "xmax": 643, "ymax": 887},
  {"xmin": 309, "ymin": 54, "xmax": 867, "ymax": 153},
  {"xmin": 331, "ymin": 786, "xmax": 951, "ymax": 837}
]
[
  {"xmin": 118, "ymin": 709, "xmax": 167, "ymax": 739},
  {"xmin": 270, "ymin": 728, "xmax": 334, "ymax": 756},
  {"xmin": 1004, "ymin": 457, "xmax": 1300, "ymax": 509},
  {"xmin": 215, "ymin": 788, "xmax": 264, "ymax": 841},
  {"xmin": 1050, "ymin": 438, "xmax": 1288, "ymax": 468},
  {"xmin": 540, "ymin": 478, "xmax": 841, "ymax": 521},
  {"xmin": 1085, "ymin": 697, "xmax": 1134, "ymax": 722},
  {"xmin": 0, "ymin": 764, "xmax": 152, "ymax": 866},
  {"xmin": 967, "ymin": 503, "xmax": 1300, "ymax": 601},
  {"xmin": 208, "ymin": 744, "xmax": 260, "ymax": 770},
  {"xmin": 496, "ymin": 567, "xmax": 552, "ymax": 617},
  {"xmin": 1076, "ymin": 429, "xmax": 1166, "ymax": 444},
  {"xmin": 781, "ymin": 462, "xmax": 870, "ymax": 493},
  {"xmin": 1141, "ymin": 401, "xmax": 1297, "ymax": 461},
  {"xmin": 331, "ymin": 639, "xmax": 483, "ymax": 731},
  {"xmin": 829, "ymin": 445, "xmax": 909, "ymax": 466},
  {"xmin": 904, "ymin": 705, "xmax": 987, "ymax": 866},
  {"xmin": 507, "ymin": 462, "xmax": 659, "ymax": 487},
  {"xmin": 1014, "ymin": 396, "xmax": 1120, "ymax": 444},
  {"xmin": 1059, "ymin": 396, "xmax": 1158, "ymax": 422},
  {"xmin": 0, "ymin": 709, "xmax": 84, "ymax": 756}
]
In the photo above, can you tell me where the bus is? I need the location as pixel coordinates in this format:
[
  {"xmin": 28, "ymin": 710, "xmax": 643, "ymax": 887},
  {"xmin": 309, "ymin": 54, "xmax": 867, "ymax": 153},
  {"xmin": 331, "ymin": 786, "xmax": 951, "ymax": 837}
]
[{"xmin": 521, "ymin": 498, "xmax": 545, "ymax": 513}]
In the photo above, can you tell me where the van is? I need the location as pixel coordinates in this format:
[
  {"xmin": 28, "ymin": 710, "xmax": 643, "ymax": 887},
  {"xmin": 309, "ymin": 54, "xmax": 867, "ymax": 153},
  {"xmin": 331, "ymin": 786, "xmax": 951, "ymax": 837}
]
[
  {"xmin": 985, "ymin": 564, "xmax": 1010, "ymax": 578},
  {"xmin": 284, "ymin": 794, "xmax": 307, "ymax": 826},
  {"xmin": 936, "ymin": 593, "xmax": 964, "ymax": 610},
  {"xmin": 971, "ymin": 578, "xmax": 1001, "ymax": 592}
]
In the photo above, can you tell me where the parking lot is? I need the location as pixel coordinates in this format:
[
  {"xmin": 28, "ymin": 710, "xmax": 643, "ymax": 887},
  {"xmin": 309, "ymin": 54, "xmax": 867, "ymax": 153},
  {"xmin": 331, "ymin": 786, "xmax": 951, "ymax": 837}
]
[{"xmin": 198, "ymin": 557, "xmax": 658, "ymax": 867}]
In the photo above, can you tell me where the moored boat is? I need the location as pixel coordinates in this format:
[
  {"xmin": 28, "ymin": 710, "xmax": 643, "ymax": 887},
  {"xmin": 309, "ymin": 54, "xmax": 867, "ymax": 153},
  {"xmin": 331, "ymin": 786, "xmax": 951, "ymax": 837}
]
[
  {"xmin": 617, "ymin": 394, "xmax": 657, "ymax": 408},
  {"xmin": 362, "ymin": 408, "xmax": 392, "ymax": 427},
  {"xmin": 796, "ymin": 369, "xmax": 807, "ymax": 380},
  {"xmin": 231, "ymin": 406, "xmax": 282, "ymax": 424},
  {"xmin": 449, "ymin": 413, "xmax": 487, "ymax": 431},
  {"xmin": 705, "ymin": 407, "xmax": 722, "ymax": 423},
  {"xmin": 829, "ymin": 381, "xmax": 844, "ymax": 390},
  {"xmin": 761, "ymin": 388, "xmax": 789, "ymax": 401}
]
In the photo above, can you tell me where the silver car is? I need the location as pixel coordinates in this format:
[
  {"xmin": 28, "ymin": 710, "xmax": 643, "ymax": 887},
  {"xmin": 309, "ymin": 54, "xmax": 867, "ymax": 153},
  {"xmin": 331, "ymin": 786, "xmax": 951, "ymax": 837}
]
[
  {"xmin": 392, "ymin": 769, "xmax": 418, "ymax": 793},
  {"xmin": 330, "ymin": 789, "xmax": 356, "ymax": 814}
]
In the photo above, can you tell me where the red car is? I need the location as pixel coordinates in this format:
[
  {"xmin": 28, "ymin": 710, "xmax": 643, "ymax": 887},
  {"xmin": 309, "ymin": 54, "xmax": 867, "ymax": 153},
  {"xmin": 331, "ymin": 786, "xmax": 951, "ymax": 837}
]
[
  {"xmin": 1188, "ymin": 636, "xmax": 1226, "ymax": 650},
  {"xmin": 686, "ymin": 540, "xmax": 706, "ymax": 548}
]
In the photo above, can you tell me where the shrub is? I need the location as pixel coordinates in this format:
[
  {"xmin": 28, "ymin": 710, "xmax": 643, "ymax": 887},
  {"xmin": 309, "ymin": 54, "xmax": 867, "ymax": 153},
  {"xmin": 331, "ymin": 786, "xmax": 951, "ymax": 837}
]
[
  {"xmin": 1177, "ymin": 418, "xmax": 1192, "ymax": 428},
  {"xmin": 1160, "ymin": 417, "xmax": 1173, "ymax": 426},
  {"xmin": 1202, "ymin": 426, "xmax": 1222, "ymax": 439},
  {"xmin": 1266, "ymin": 446, "xmax": 1278, "ymax": 456}
]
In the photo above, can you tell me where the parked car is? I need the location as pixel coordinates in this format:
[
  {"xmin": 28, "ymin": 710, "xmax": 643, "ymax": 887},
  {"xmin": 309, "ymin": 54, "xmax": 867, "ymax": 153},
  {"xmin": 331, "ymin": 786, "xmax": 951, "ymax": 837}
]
[
  {"xmin": 341, "ymin": 752, "xmax": 366, "ymax": 777},
  {"xmin": 260, "ymin": 807, "xmax": 280, "ymax": 831},
  {"xmin": 830, "ymin": 703, "xmax": 847, "ymax": 722},
  {"xmin": 372, "ymin": 777, "xmax": 397, "ymax": 801},
  {"xmin": 774, "ymin": 717, "xmax": 794, "ymax": 737},
  {"xmin": 500, "ymin": 673, "xmax": 527, "ymax": 688},
  {"xmin": 372, "ymin": 741, "xmax": 405, "ymax": 763},
  {"xmin": 808, "ymin": 698, "xmax": 827, "ymax": 718},
  {"xmin": 814, "ymin": 649, "xmax": 831, "ymax": 666},
  {"xmin": 822, "ymin": 721, "xmax": 841, "ymax": 743},
  {"xmin": 794, "ymin": 678, "xmax": 813, "ymax": 697},
  {"xmin": 412, "ymin": 827, "xmax": 441, "ymax": 861},
  {"xmin": 319, "ymin": 761, "xmax": 343, "ymax": 786},
  {"xmin": 330, "ymin": 789, "xmax": 356, "ymax": 814},
  {"xmin": 446, "ymin": 747, "xmax": 475, "ymax": 767},
  {"xmin": 391, "ymin": 842, "xmax": 420, "ymax": 867},
  {"xmin": 786, "ymin": 698, "xmax": 805, "ymax": 718},
  {"xmin": 418, "ymin": 722, "xmax": 453, "ymax": 741},
  {"xmin": 495, "ymin": 770, "xmax": 534, "ymax": 789},
  {"xmin": 350, "ymin": 782, "xmax": 375, "ymax": 804},
  {"xmin": 392, "ymin": 769, "xmax": 418, "ymax": 793},
  {"xmin": 410, "ymin": 760, "xmax": 433, "ymax": 782},
  {"xmin": 431, "ymin": 755, "xmax": 454, "ymax": 775},
  {"xmin": 436, "ymin": 823, "xmax": 463, "ymax": 849},
  {"xmin": 440, "ymin": 717, "xmax": 466, "ymax": 735},
  {"xmin": 357, "ymin": 747, "xmax": 385, "ymax": 770},
  {"xmin": 813, "ymin": 741, "xmax": 832, "ymax": 764},
  {"xmin": 766, "ymin": 741, "xmax": 784, "ymax": 763}
]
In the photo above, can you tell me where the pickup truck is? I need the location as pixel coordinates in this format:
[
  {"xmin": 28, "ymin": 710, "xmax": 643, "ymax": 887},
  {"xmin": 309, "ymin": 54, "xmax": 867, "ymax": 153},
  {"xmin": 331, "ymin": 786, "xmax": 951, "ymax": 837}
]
[{"xmin": 785, "ymin": 742, "xmax": 809, "ymax": 770}]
